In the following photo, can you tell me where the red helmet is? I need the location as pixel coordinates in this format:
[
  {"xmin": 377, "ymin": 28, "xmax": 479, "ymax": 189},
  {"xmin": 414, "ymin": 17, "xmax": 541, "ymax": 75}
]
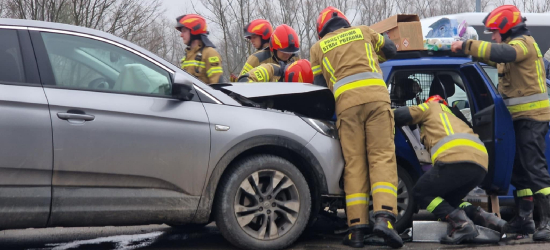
[
  {"xmin": 317, "ymin": 6, "xmax": 349, "ymax": 38},
  {"xmin": 270, "ymin": 24, "xmax": 300, "ymax": 53},
  {"xmin": 244, "ymin": 19, "xmax": 273, "ymax": 40},
  {"xmin": 285, "ymin": 59, "xmax": 313, "ymax": 83},
  {"xmin": 175, "ymin": 14, "xmax": 208, "ymax": 35},
  {"xmin": 483, "ymin": 5, "xmax": 522, "ymax": 34},
  {"xmin": 426, "ymin": 95, "xmax": 448, "ymax": 106}
]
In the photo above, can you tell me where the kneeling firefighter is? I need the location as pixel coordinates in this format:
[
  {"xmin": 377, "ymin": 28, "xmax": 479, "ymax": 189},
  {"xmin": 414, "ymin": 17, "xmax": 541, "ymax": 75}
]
[
  {"xmin": 310, "ymin": 6, "xmax": 402, "ymax": 248},
  {"xmin": 452, "ymin": 5, "xmax": 550, "ymax": 240},
  {"xmin": 394, "ymin": 95, "xmax": 507, "ymax": 244}
]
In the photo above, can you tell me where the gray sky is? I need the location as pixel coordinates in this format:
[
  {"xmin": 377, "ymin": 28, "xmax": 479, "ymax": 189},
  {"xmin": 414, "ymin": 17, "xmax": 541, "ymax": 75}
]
[
  {"xmin": 161, "ymin": 0, "xmax": 226, "ymax": 41},
  {"xmin": 161, "ymin": 0, "xmax": 205, "ymax": 20}
]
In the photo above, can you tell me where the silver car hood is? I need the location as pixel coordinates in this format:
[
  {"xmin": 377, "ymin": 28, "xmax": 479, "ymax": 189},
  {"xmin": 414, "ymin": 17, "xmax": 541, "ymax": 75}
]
[{"xmin": 213, "ymin": 82, "xmax": 335, "ymax": 120}]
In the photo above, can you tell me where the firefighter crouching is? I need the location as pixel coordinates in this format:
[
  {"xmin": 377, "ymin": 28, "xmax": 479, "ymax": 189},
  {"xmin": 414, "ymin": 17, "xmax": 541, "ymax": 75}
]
[
  {"xmin": 176, "ymin": 14, "xmax": 223, "ymax": 84},
  {"xmin": 310, "ymin": 6, "xmax": 402, "ymax": 248},
  {"xmin": 240, "ymin": 24, "xmax": 300, "ymax": 76},
  {"xmin": 452, "ymin": 5, "xmax": 550, "ymax": 241},
  {"xmin": 238, "ymin": 59, "xmax": 313, "ymax": 83},
  {"xmin": 394, "ymin": 96, "xmax": 507, "ymax": 244}
]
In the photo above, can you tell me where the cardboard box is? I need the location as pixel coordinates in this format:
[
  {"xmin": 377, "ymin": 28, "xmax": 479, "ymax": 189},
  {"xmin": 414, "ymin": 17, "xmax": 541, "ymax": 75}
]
[{"xmin": 370, "ymin": 14, "xmax": 424, "ymax": 51}]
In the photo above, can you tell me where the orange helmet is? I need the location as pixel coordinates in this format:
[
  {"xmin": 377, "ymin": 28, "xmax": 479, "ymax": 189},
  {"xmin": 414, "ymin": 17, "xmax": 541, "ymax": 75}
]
[
  {"xmin": 483, "ymin": 5, "xmax": 522, "ymax": 34},
  {"xmin": 285, "ymin": 59, "xmax": 313, "ymax": 83},
  {"xmin": 175, "ymin": 14, "xmax": 208, "ymax": 35},
  {"xmin": 317, "ymin": 6, "xmax": 349, "ymax": 38},
  {"xmin": 244, "ymin": 19, "xmax": 273, "ymax": 40},
  {"xmin": 270, "ymin": 24, "xmax": 300, "ymax": 53},
  {"xmin": 426, "ymin": 95, "xmax": 448, "ymax": 106}
]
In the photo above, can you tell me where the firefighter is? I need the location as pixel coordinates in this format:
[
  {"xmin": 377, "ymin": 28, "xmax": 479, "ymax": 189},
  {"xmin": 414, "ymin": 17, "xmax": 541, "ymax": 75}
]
[
  {"xmin": 394, "ymin": 95, "xmax": 507, "ymax": 244},
  {"xmin": 237, "ymin": 59, "xmax": 313, "ymax": 83},
  {"xmin": 452, "ymin": 5, "xmax": 550, "ymax": 241},
  {"xmin": 243, "ymin": 19, "xmax": 273, "ymax": 51},
  {"xmin": 545, "ymin": 49, "xmax": 549, "ymax": 79},
  {"xmin": 176, "ymin": 14, "xmax": 223, "ymax": 84},
  {"xmin": 240, "ymin": 24, "xmax": 300, "ymax": 76},
  {"xmin": 310, "ymin": 6, "xmax": 401, "ymax": 248}
]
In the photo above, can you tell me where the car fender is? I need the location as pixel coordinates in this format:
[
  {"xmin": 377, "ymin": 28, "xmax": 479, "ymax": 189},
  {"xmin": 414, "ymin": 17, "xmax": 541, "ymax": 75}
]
[{"xmin": 191, "ymin": 135, "xmax": 329, "ymax": 224}]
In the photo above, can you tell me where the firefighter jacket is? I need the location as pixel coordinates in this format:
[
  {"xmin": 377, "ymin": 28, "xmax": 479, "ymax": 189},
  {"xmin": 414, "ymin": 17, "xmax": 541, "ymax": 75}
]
[
  {"xmin": 180, "ymin": 41, "xmax": 223, "ymax": 84},
  {"xmin": 462, "ymin": 35, "xmax": 550, "ymax": 122},
  {"xmin": 237, "ymin": 63, "xmax": 284, "ymax": 83},
  {"xmin": 310, "ymin": 25, "xmax": 396, "ymax": 115},
  {"xmin": 394, "ymin": 102, "xmax": 488, "ymax": 170},
  {"xmin": 240, "ymin": 48, "xmax": 299, "ymax": 76}
]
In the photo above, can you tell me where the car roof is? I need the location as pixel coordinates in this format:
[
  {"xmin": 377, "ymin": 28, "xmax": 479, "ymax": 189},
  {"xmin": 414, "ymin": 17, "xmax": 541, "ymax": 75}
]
[
  {"xmin": 0, "ymin": 18, "xmax": 180, "ymax": 73},
  {"xmin": 382, "ymin": 56, "xmax": 472, "ymax": 67}
]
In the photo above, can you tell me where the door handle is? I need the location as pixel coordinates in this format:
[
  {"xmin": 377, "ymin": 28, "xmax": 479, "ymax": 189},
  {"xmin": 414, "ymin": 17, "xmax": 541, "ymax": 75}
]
[{"xmin": 57, "ymin": 112, "xmax": 95, "ymax": 121}]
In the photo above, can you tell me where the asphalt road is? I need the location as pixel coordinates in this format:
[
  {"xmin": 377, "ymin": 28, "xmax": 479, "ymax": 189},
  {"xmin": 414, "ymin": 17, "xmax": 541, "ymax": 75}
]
[{"xmin": 1, "ymin": 212, "xmax": 550, "ymax": 250}]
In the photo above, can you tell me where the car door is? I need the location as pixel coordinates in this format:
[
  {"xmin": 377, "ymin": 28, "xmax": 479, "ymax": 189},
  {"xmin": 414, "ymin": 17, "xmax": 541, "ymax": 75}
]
[
  {"xmin": 460, "ymin": 62, "xmax": 515, "ymax": 195},
  {"xmin": 30, "ymin": 29, "xmax": 211, "ymax": 227},
  {"xmin": 0, "ymin": 27, "xmax": 53, "ymax": 229}
]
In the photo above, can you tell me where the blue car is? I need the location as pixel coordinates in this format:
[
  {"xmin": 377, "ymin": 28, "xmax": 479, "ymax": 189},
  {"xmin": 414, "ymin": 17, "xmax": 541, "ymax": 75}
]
[{"xmin": 382, "ymin": 51, "xmax": 550, "ymax": 226}]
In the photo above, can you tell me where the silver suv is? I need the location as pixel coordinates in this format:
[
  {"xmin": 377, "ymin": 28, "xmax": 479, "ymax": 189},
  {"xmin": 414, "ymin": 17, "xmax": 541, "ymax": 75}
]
[{"xmin": 0, "ymin": 19, "xmax": 345, "ymax": 250}]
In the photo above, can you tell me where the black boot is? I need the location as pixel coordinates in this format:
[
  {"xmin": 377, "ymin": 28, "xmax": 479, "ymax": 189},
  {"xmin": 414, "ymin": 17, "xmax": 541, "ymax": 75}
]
[
  {"xmin": 533, "ymin": 193, "xmax": 550, "ymax": 241},
  {"xmin": 342, "ymin": 228, "xmax": 365, "ymax": 248},
  {"xmin": 504, "ymin": 191, "xmax": 535, "ymax": 234},
  {"xmin": 440, "ymin": 208, "xmax": 479, "ymax": 244},
  {"xmin": 464, "ymin": 205, "xmax": 507, "ymax": 233},
  {"xmin": 372, "ymin": 213, "xmax": 403, "ymax": 249}
]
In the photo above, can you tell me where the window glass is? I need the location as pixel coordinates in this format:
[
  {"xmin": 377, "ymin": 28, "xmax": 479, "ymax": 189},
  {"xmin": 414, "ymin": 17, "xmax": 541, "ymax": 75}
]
[
  {"xmin": 41, "ymin": 32, "xmax": 171, "ymax": 96},
  {"xmin": 481, "ymin": 65, "xmax": 498, "ymax": 89},
  {"xmin": 389, "ymin": 71, "xmax": 467, "ymax": 108},
  {"xmin": 0, "ymin": 29, "xmax": 25, "ymax": 83}
]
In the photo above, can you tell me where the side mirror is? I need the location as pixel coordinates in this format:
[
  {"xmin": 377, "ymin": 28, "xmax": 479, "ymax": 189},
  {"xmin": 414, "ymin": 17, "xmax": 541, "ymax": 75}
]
[
  {"xmin": 452, "ymin": 100, "xmax": 469, "ymax": 109},
  {"xmin": 172, "ymin": 72, "xmax": 194, "ymax": 101}
]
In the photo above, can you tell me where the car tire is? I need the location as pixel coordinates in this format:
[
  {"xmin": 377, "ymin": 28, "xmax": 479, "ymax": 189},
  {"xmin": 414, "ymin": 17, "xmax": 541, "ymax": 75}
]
[
  {"xmin": 394, "ymin": 165, "xmax": 415, "ymax": 232},
  {"xmin": 369, "ymin": 165, "xmax": 415, "ymax": 233},
  {"xmin": 214, "ymin": 154, "xmax": 311, "ymax": 250}
]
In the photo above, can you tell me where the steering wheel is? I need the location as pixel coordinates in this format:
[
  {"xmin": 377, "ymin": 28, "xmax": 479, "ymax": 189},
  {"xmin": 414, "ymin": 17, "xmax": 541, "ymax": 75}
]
[{"xmin": 88, "ymin": 78, "xmax": 110, "ymax": 89}]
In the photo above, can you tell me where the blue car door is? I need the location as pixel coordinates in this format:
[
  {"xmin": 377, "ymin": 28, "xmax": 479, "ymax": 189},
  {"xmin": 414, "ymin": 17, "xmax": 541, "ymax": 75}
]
[{"xmin": 460, "ymin": 62, "xmax": 516, "ymax": 195}]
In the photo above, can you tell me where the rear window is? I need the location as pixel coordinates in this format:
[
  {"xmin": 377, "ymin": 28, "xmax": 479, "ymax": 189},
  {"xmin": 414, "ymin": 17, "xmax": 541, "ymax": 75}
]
[{"xmin": 0, "ymin": 29, "xmax": 25, "ymax": 84}]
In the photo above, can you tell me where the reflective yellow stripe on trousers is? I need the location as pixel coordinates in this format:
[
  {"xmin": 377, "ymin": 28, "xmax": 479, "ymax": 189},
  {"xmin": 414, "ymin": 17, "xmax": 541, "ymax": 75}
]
[
  {"xmin": 372, "ymin": 182, "xmax": 397, "ymax": 197},
  {"xmin": 346, "ymin": 193, "xmax": 368, "ymax": 206}
]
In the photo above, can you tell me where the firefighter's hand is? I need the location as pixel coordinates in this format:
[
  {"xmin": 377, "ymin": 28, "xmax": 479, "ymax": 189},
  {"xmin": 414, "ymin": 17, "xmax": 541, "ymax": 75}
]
[
  {"xmin": 451, "ymin": 41, "xmax": 464, "ymax": 53},
  {"xmin": 230, "ymin": 73, "xmax": 238, "ymax": 82}
]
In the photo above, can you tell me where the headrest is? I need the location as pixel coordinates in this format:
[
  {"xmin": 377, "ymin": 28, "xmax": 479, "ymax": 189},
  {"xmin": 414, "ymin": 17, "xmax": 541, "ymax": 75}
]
[
  {"xmin": 392, "ymin": 78, "xmax": 422, "ymax": 102},
  {"xmin": 429, "ymin": 74, "xmax": 455, "ymax": 98}
]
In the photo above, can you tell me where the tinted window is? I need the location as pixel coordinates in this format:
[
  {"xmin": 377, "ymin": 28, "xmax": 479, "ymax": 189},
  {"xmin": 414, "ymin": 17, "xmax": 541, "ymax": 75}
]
[
  {"xmin": 461, "ymin": 66, "xmax": 494, "ymax": 110},
  {"xmin": 0, "ymin": 29, "xmax": 25, "ymax": 83},
  {"xmin": 41, "ymin": 32, "xmax": 171, "ymax": 96}
]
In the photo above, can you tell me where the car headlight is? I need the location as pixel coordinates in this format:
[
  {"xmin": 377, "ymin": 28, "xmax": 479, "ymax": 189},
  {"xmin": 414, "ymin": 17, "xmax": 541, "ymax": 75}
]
[{"xmin": 301, "ymin": 117, "xmax": 338, "ymax": 139}]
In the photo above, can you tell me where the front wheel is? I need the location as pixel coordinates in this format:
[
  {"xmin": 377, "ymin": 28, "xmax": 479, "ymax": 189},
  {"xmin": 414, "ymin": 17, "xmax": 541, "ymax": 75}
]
[{"xmin": 214, "ymin": 155, "xmax": 311, "ymax": 250}]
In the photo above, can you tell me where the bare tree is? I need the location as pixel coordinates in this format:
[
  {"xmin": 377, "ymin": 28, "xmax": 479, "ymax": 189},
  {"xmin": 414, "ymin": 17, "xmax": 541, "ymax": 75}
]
[{"xmin": 5, "ymin": 0, "xmax": 550, "ymax": 80}]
